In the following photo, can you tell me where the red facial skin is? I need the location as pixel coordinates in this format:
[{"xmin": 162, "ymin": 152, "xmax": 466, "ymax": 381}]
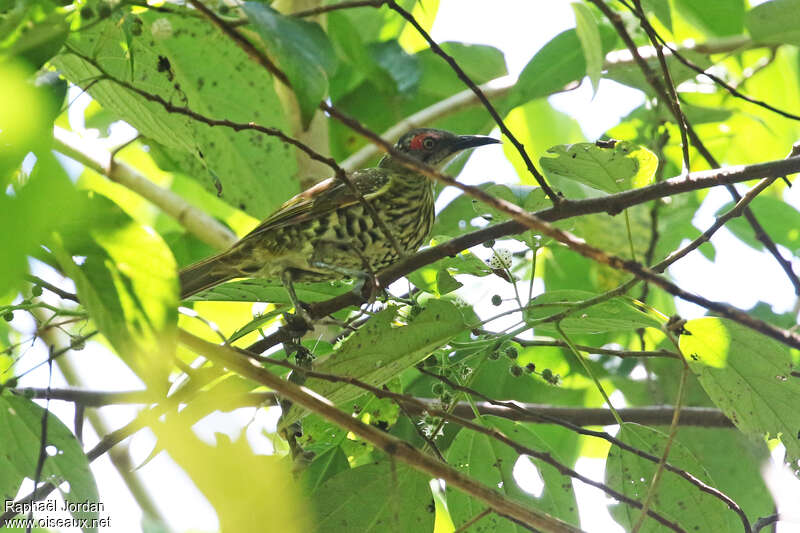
[{"xmin": 409, "ymin": 131, "xmax": 439, "ymax": 151}]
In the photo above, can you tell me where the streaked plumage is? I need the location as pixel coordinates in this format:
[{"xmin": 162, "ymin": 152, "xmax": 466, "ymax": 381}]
[{"xmin": 179, "ymin": 129, "xmax": 499, "ymax": 303}]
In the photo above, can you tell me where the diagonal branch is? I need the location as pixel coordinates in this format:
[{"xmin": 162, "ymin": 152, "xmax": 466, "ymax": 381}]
[
  {"xmin": 383, "ymin": 0, "xmax": 559, "ymax": 203},
  {"xmin": 178, "ymin": 330, "xmax": 587, "ymax": 533},
  {"xmin": 591, "ymin": 0, "xmax": 800, "ymax": 297}
]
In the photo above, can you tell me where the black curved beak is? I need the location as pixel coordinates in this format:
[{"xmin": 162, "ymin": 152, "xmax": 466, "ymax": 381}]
[{"xmin": 450, "ymin": 135, "xmax": 501, "ymax": 154}]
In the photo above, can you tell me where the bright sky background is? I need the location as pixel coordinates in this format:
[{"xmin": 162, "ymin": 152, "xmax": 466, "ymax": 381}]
[{"xmin": 10, "ymin": 0, "xmax": 800, "ymax": 532}]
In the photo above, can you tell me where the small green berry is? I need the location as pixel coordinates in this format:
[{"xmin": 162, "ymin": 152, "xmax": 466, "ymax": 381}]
[
  {"xmin": 491, "ymin": 294, "xmax": 502, "ymax": 306},
  {"xmin": 482, "ymin": 239, "xmax": 496, "ymax": 248},
  {"xmin": 509, "ymin": 365, "xmax": 523, "ymax": 377},
  {"xmin": 440, "ymin": 392, "xmax": 453, "ymax": 404},
  {"xmin": 504, "ymin": 346, "xmax": 518, "ymax": 360},
  {"xmin": 31, "ymin": 285, "xmax": 43, "ymax": 297},
  {"xmin": 487, "ymin": 350, "xmax": 500, "ymax": 361},
  {"xmin": 98, "ymin": 3, "xmax": 112, "ymax": 18},
  {"xmin": 524, "ymin": 362, "xmax": 536, "ymax": 374},
  {"xmin": 3, "ymin": 312, "xmax": 13, "ymax": 322},
  {"xmin": 541, "ymin": 368, "xmax": 553, "ymax": 381},
  {"xmin": 80, "ymin": 6, "xmax": 94, "ymax": 19}
]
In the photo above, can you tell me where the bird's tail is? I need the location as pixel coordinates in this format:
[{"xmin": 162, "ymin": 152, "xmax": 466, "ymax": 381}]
[{"xmin": 179, "ymin": 253, "xmax": 237, "ymax": 299}]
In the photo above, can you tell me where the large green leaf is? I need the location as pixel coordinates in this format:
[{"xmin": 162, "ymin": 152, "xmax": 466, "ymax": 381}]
[
  {"xmin": 0, "ymin": 394, "xmax": 99, "ymax": 529},
  {"xmin": 747, "ymin": 0, "xmax": 800, "ymax": 45},
  {"xmin": 675, "ymin": 0, "xmax": 745, "ymax": 36},
  {"xmin": 503, "ymin": 100, "xmax": 585, "ymax": 192},
  {"xmin": 572, "ymin": 3, "xmax": 602, "ymax": 94},
  {"xmin": 605, "ymin": 50, "xmax": 713, "ymax": 95},
  {"xmin": 606, "ymin": 423, "xmax": 736, "ymax": 532},
  {"xmin": 679, "ymin": 317, "xmax": 800, "ymax": 466},
  {"xmin": 675, "ymin": 427, "xmax": 775, "ymax": 523},
  {"xmin": 540, "ymin": 142, "xmax": 658, "ymax": 194},
  {"xmin": 151, "ymin": 419, "xmax": 309, "ymax": 533},
  {"xmin": 0, "ymin": 0, "xmax": 68, "ymax": 68},
  {"xmin": 312, "ymin": 460, "xmax": 434, "ymax": 533},
  {"xmin": 52, "ymin": 192, "xmax": 178, "ymax": 387},
  {"xmin": 52, "ymin": 10, "xmax": 297, "ymax": 219},
  {"xmin": 0, "ymin": 62, "xmax": 64, "ymax": 187},
  {"xmin": 0, "ymin": 152, "xmax": 76, "ymax": 297},
  {"xmin": 446, "ymin": 417, "xmax": 579, "ymax": 531},
  {"xmin": 282, "ymin": 300, "xmax": 468, "ymax": 425},
  {"xmin": 526, "ymin": 290, "xmax": 664, "ymax": 335},
  {"xmin": 243, "ymin": 2, "xmax": 336, "ymax": 128},
  {"xmin": 508, "ymin": 26, "xmax": 616, "ymax": 108},
  {"xmin": 186, "ymin": 278, "xmax": 352, "ymax": 304}
]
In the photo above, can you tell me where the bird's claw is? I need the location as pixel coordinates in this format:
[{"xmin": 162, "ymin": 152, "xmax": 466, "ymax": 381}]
[
  {"xmin": 353, "ymin": 273, "xmax": 383, "ymax": 305},
  {"xmin": 284, "ymin": 304, "xmax": 314, "ymax": 335}
]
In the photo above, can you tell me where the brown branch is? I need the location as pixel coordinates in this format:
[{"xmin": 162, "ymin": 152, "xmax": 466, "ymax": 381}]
[
  {"xmin": 631, "ymin": 0, "xmax": 690, "ymax": 172},
  {"xmin": 178, "ymin": 330, "xmax": 587, "ymax": 533},
  {"xmin": 416, "ymin": 368, "xmax": 751, "ymax": 532},
  {"xmin": 11, "ymin": 386, "xmax": 734, "ymax": 426},
  {"xmin": 291, "ymin": 0, "xmax": 388, "ymax": 18},
  {"xmin": 246, "ymin": 154, "xmax": 800, "ymax": 354},
  {"xmin": 508, "ymin": 337, "xmax": 679, "ymax": 359},
  {"xmin": 591, "ymin": 0, "xmax": 800, "ymax": 296},
  {"xmin": 632, "ymin": 21, "xmax": 800, "ymax": 121}
]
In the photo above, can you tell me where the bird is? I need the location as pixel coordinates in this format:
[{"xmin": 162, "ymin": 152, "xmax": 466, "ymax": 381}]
[{"xmin": 179, "ymin": 128, "xmax": 500, "ymax": 319}]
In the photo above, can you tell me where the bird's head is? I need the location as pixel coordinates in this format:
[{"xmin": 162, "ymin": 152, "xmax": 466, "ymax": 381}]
[{"xmin": 380, "ymin": 128, "xmax": 500, "ymax": 170}]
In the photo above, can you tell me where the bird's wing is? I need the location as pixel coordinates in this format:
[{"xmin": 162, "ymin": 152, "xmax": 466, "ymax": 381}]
[{"xmin": 243, "ymin": 168, "xmax": 391, "ymax": 238}]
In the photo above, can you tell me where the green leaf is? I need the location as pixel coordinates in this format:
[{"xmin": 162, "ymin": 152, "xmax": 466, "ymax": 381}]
[
  {"xmin": 675, "ymin": 0, "xmax": 745, "ymax": 37},
  {"xmin": 302, "ymin": 446, "xmax": 350, "ymax": 493},
  {"xmin": 435, "ymin": 269, "xmax": 463, "ymax": 295},
  {"xmin": 187, "ymin": 279, "xmax": 352, "ymax": 304},
  {"xmin": 747, "ymin": 0, "xmax": 800, "ymax": 46},
  {"xmin": 0, "ymin": 151, "xmax": 77, "ymax": 297},
  {"xmin": 680, "ymin": 317, "xmax": 800, "ymax": 466},
  {"xmin": 0, "ymin": 394, "xmax": 99, "ymax": 528},
  {"xmin": 572, "ymin": 3, "xmax": 602, "ymax": 94},
  {"xmin": 151, "ymin": 420, "xmax": 309, "ymax": 533},
  {"xmin": 369, "ymin": 40, "xmax": 420, "ymax": 95},
  {"xmin": 526, "ymin": 290, "xmax": 664, "ymax": 335},
  {"xmin": 503, "ymin": 100, "xmax": 585, "ymax": 191},
  {"xmin": 540, "ymin": 142, "xmax": 658, "ymax": 194},
  {"xmin": 0, "ymin": 62, "xmax": 64, "ymax": 186},
  {"xmin": 52, "ymin": 11, "xmax": 297, "ymax": 219},
  {"xmin": 0, "ymin": 0, "xmax": 68, "ymax": 68},
  {"xmin": 641, "ymin": 0, "xmax": 672, "ymax": 31},
  {"xmin": 312, "ymin": 460, "xmax": 434, "ymax": 533},
  {"xmin": 606, "ymin": 50, "xmax": 713, "ymax": 94},
  {"xmin": 606, "ymin": 423, "xmax": 735, "ymax": 532},
  {"xmin": 282, "ymin": 300, "xmax": 468, "ymax": 425},
  {"xmin": 52, "ymin": 192, "xmax": 178, "ymax": 386},
  {"xmin": 446, "ymin": 417, "xmax": 579, "ymax": 530},
  {"xmin": 244, "ymin": 2, "xmax": 336, "ymax": 128},
  {"xmin": 227, "ymin": 307, "xmax": 285, "ymax": 344},
  {"xmin": 675, "ymin": 427, "xmax": 775, "ymax": 521},
  {"xmin": 509, "ymin": 26, "xmax": 616, "ymax": 108},
  {"xmin": 717, "ymin": 196, "xmax": 800, "ymax": 254}
]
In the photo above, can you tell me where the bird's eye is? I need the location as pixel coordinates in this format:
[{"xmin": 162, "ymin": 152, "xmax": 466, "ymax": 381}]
[{"xmin": 422, "ymin": 137, "xmax": 436, "ymax": 150}]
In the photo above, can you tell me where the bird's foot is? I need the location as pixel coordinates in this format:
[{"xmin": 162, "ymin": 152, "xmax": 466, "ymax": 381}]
[
  {"xmin": 283, "ymin": 304, "xmax": 314, "ymax": 336},
  {"xmin": 351, "ymin": 272, "xmax": 383, "ymax": 305}
]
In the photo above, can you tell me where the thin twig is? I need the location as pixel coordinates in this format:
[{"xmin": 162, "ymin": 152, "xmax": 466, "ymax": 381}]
[{"xmin": 383, "ymin": 0, "xmax": 559, "ymax": 203}]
